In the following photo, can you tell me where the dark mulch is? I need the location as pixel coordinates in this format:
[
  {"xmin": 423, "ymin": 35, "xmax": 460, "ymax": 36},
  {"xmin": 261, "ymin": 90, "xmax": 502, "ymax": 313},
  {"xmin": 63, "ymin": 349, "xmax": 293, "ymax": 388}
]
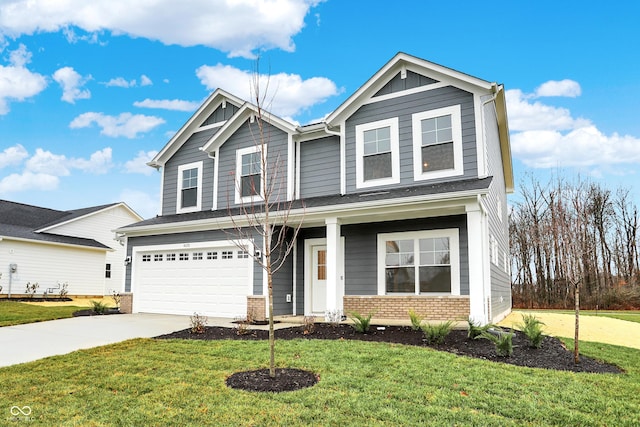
[
  {"xmin": 72, "ymin": 308, "xmax": 121, "ymax": 317},
  {"xmin": 156, "ymin": 323, "xmax": 622, "ymax": 392},
  {"xmin": 226, "ymin": 368, "xmax": 318, "ymax": 392}
]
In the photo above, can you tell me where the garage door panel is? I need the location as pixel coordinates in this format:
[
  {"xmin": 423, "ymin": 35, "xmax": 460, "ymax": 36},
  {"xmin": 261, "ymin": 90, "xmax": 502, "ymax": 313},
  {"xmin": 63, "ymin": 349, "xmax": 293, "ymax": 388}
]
[{"xmin": 134, "ymin": 246, "xmax": 250, "ymax": 318}]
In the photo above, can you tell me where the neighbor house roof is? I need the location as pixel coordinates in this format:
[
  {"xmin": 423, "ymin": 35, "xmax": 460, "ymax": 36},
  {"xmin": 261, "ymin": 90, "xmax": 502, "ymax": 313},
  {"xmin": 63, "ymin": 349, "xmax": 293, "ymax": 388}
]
[{"xmin": 0, "ymin": 200, "xmax": 121, "ymax": 250}]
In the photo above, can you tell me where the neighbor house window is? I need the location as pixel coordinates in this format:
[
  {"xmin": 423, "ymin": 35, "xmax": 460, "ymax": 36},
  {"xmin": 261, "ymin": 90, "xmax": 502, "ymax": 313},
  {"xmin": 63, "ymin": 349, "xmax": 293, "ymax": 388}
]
[
  {"xmin": 377, "ymin": 229, "xmax": 460, "ymax": 295},
  {"xmin": 412, "ymin": 106, "xmax": 463, "ymax": 180},
  {"xmin": 177, "ymin": 161, "xmax": 203, "ymax": 214},
  {"xmin": 235, "ymin": 146, "xmax": 265, "ymax": 204},
  {"xmin": 105, "ymin": 263, "xmax": 111, "ymax": 278},
  {"xmin": 355, "ymin": 117, "xmax": 400, "ymax": 189}
]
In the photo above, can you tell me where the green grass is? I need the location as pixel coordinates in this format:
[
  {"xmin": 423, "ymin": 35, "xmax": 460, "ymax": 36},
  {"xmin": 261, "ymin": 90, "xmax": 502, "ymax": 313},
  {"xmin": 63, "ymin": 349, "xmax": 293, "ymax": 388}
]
[
  {"xmin": 519, "ymin": 309, "xmax": 640, "ymax": 324},
  {"xmin": 1, "ymin": 338, "xmax": 639, "ymax": 426},
  {"xmin": 0, "ymin": 301, "xmax": 84, "ymax": 327}
]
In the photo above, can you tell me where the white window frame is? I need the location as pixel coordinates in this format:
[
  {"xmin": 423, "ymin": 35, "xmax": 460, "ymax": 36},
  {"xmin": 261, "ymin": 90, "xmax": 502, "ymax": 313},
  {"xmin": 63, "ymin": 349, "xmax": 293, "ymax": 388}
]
[
  {"xmin": 412, "ymin": 105, "xmax": 463, "ymax": 181},
  {"xmin": 176, "ymin": 161, "xmax": 203, "ymax": 214},
  {"xmin": 377, "ymin": 229, "xmax": 460, "ymax": 296},
  {"xmin": 235, "ymin": 145, "xmax": 266, "ymax": 205},
  {"xmin": 355, "ymin": 117, "xmax": 400, "ymax": 189}
]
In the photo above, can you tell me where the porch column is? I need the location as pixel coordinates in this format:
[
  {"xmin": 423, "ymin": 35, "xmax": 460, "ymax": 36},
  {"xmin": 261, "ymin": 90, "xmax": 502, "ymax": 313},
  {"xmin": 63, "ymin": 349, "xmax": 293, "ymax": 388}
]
[
  {"xmin": 466, "ymin": 202, "xmax": 488, "ymax": 324},
  {"xmin": 325, "ymin": 217, "xmax": 342, "ymax": 316}
]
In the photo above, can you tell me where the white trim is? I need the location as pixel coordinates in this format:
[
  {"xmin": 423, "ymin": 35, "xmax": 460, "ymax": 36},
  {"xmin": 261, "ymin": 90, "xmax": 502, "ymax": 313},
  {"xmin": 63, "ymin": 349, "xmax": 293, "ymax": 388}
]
[
  {"xmin": 158, "ymin": 167, "xmax": 165, "ymax": 216},
  {"xmin": 376, "ymin": 228, "xmax": 460, "ymax": 296},
  {"xmin": 287, "ymin": 133, "xmax": 294, "ymax": 201},
  {"xmin": 411, "ymin": 105, "xmax": 463, "ymax": 181},
  {"xmin": 362, "ymin": 81, "xmax": 450, "ymax": 106},
  {"xmin": 304, "ymin": 238, "xmax": 325, "ymax": 315},
  {"xmin": 295, "ymin": 139, "xmax": 301, "ymax": 199},
  {"xmin": 0, "ymin": 235, "xmax": 110, "ymax": 252},
  {"xmin": 194, "ymin": 121, "xmax": 226, "ymax": 133},
  {"xmin": 340, "ymin": 122, "xmax": 346, "ymax": 195},
  {"xmin": 292, "ymin": 241, "xmax": 297, "ymax": 315},
  {"xmin": 475, "ymin": 94, "xmax": 488, "ymax": 178},
  {"xmin": 234, "ymin": 145, "xmax": 266, "ymax": 205},
  {"xmin": 36, "ymin": 203, "xmax": 142, "ymax": 233},
  {"xmin": 176, "ymin": 161, "xmax": 203, "ymax": 214},
  {"xmin": 212, "ymin": 148, "xmax": 220, "ymax": 211},
  {"xmin": 355, "ymin": 117, "xmax": 400, "ymax": 189}
]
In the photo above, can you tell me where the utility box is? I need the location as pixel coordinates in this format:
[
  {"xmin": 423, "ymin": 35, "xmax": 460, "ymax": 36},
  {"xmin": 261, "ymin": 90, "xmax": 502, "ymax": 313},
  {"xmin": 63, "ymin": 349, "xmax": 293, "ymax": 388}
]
[{"xmin": 9, "ymin": 263, "xmax": 17, "ymax": 273}]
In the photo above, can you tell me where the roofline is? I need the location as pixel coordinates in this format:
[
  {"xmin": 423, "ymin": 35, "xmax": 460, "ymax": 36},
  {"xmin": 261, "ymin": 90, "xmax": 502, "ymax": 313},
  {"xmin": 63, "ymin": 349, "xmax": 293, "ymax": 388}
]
[
  {"xmin": 117, "ymin": 187, "xmax": 489, "ymax": 236},
  {"xmin": 494, "ymin": 85, "xmax": 514, "ymax": 193},
  {"xmin": 0, "ymin": 235, "xmax": 113, "ymax": 252},
  {"xmin": 35, "ymin": 202, "xmax": 142, "ymax": 233}
]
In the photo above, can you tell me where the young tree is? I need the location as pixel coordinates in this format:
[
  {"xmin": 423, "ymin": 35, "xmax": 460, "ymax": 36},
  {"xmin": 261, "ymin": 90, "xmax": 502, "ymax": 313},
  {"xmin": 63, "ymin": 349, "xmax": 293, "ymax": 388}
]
[{"xmin": 226, "ymin": 66, "xmax": 304, "ymax": 378}]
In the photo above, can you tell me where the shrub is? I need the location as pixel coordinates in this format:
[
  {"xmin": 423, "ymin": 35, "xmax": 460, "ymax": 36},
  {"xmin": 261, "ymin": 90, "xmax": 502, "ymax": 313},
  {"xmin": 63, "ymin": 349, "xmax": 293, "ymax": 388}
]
[
  {"xmin": 421, "ymin": 321, "xmax": 454, "ymax": 345},
  {"xmin": 25, "ymin": 282, "xmax": 39, "ymax": 298},
  {"xmin": 324, "ymin": 309, "xmax": 343, "ymax": 325},
  {"xmin": 517, "ymin": 314, "xmax": 545, "ymax": 348},
  {"xmin": 348, "ymin": 311, "xmax": 375, "ymax": 334},
  {"xmin": 111, "ymin": 290, "xmax": 121, "ymax": 308},
  {"xmin": 233, "ymin": 316, "xmax": 251, "ymax": 335},
  {"xmin": 467, "ymin": 318, "xmax": 493, "ymax": 339},
  {"xmin": 408, "ymin": 309, "xmax": 424, "ymax": 331},
  {"xmin": 477, "ymin": 327, "xmax": 514, "ymax": 357},
  {"xmin": 59, "ymin": 282, "xmax": 69, "ymax": 299},
  {"xmin": 90, "ymin": 300, "xmax": 108, "ymax": 315},
  {"xmin": 190, "ymin": 312, "xmax": 208, "ymax": 334},
  {"xmin": 302, "ymin": 316, "xmax": 316, "ymax": 335}
]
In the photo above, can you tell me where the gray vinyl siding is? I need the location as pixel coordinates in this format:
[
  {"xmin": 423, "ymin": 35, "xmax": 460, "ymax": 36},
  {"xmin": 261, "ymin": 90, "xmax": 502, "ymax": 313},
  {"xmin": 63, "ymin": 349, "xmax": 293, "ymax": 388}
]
[
  {"xmin": 162, "ymin": 128, "xmax": 218, "ymax": 215},
  {"xmin": 299, "ymin": 136, "xmax": 340, "ymax": 198},
  {"xmin": 124, "ymin": 229, "xmax": 263, "ymax": 295},
  {"xmin": 271, "ymin": 227, "xmax": 295, "ymax": 315},
  {"xmin": 216, "ymin": 120, "xmax": 290, "ymax": 211},
  {"xmin": 483, "ymin": 100, "xmax": 512, "ymax": 320},
  {"xmin": 374, "ymin": 71, "xmax": 438, "ymax": 97},
  {"xmin": 345, "ymin": 86, "xmax": 477, "ymax": 194},
  {"xmin": 201, "ymin": 102, "xmax": 239, "ymax": 126}
]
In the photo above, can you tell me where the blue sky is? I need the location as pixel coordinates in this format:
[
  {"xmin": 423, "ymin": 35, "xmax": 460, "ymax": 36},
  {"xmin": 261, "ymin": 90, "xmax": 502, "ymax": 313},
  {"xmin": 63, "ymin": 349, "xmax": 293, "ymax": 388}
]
[{"xmin": 1, "ymin": 0, "xmax": 639, "ymax": 218}]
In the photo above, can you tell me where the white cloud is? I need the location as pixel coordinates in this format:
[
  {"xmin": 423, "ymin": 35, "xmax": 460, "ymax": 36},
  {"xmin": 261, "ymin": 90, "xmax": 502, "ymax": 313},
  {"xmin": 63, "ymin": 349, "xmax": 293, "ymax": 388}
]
[
  {"xmin": 104, "ymin": 77, "xmax": 136, "ymax": 88},
  {"xmin": 140, "ymin": 75, "xmax": 152, "ymax": 86},
  {"xmin": 69, "ymin": 147, "xmax": 113, "ymax": 174},
  {"xmin": 119, "ymin": 188, "xmax": 159, "ymax": 219},
  {"xmin": 69, "ymin": 112, "xmax": 165, "ymax": 138},
  {"xmin": 25, "ymin": 147, "xmax": 113, "ymax": 176},
  {"xmin": 52, "ymin": 66, "xmax": 91, "ymax": 103},
  {"xmin": 0, "ymin": 144, "xmax": 28, "ymax": 168},
  {"xmin": 196, "ymin": 63, "xmax": 340, "ymax": 117},
  {"xmin": 507, "ymin": 82, "xmax": 640, "ymax": 169},
  {"xmin": 0, "ymin": 0, "xmax": 321, "ymax": 58},
  {"xmin": 0, "ymin": 172, "xmax": 59, "ymax": 194},
  {"xmin": 0, "ymin": 44, "xmax": 47, "ymax": 114},
  {"xmin": 133, "ymin": 98, "xmax": 199, "ymax": 111},
  {"xmin": 124, "ymin": 150, "xmax": 158, "ymax": 175},
  {"xmin": 535, "ymin": 79, "xmax": 581, "ymax": 98}
]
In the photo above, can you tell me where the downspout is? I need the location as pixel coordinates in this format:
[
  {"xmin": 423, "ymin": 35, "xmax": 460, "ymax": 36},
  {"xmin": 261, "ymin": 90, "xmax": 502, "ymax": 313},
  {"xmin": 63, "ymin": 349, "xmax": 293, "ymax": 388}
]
[{"xmin": 323, "ymin": 123, "xmax": 341, "ymax": 136}]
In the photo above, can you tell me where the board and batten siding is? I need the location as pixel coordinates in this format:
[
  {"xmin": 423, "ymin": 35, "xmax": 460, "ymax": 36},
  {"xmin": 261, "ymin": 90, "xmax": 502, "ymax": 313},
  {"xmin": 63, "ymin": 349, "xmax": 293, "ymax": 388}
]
[
  {"xmin": 483, "ymin": 99, "xmax": 512, "ymax": 321},
  {"xmin": 125, "ymin": 229, "xmax": 263, "ymax": 295},
  {"xmin": 0, "ymin": 240, "xmax": 106, "ymax": 295},
  {"xmin": 162, "ymin": 127, "xmax": 218, "ymax": 216},
  {"xmin": 299, "ymin": 136, "xmax": 341, "ymax": 198},
  {"xmin": 344, "ymin": 86, "xmax": 477, "ymax": 193},
  {"xmin": 215, "ymin": 120, "xmax": 290, "ymax": 211},
  {"xmin": 373, "ymin": 70, "xmax": 438, "ymax": 97},
  {"xmin": 201, "ymin": 102, "xmax": 239, "ymax": 127}
]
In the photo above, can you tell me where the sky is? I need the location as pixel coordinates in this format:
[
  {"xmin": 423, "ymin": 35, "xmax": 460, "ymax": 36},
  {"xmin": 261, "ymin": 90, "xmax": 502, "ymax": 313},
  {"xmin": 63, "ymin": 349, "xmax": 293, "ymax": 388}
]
[{"xmin": 0, "ymin": 0, "xmax": 639, "ymax": 219}]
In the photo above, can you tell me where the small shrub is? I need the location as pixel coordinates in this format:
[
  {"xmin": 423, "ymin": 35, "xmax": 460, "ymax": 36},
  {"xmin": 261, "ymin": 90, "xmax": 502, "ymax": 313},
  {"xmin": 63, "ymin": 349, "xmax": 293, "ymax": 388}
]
[
  {"xmin": 190, "ymin": 312, "xmax": 208, "ymax": 334},
  {"xmin": 421, "ymin": 320, "xmax": 454, "ymax": 345},
  {"xmin": 477, "ymin": 327, "xmax": 514, "ymax": 357},
  {"xmin": 348, "ymin": 311, "xmax": 375, "ymax": 334},
  {"xmin": 302, "ymin": 316, "xmax": 316, "ymax": 335},
  {"xmin": 233, "ymin": 316, "xmax": 251, "ymax": 335},
  {"xmin": 467, "ymin": 318, "xmax": 493, "ymax": 339},
  {"xmin": 408, "ymin": 309, "xmax": 424, "ymax": 331},
  {"xmin": 90, "ymin": 300, "xmax": 108, "ymax": 315},
  {"xmin": 517, "ymin": 314, "xmax": 545, "ymax": 348},
  {"xmin": 59, "ymin": 282, "xmax": 69, "ymax": 299},
  {"xmin": 110, "ymin": 290, "xmax": 121, "ymax": 308},
  {"xmin": 25, "ymin": 282, "xmax": 39, "ymax": 298},
  {"xmin": 324, "ymin": 309, "xmax": 342, "ymax": 325}
]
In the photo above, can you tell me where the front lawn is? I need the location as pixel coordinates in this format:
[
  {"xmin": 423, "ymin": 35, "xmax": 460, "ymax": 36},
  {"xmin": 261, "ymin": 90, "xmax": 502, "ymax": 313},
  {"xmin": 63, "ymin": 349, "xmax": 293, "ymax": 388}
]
[
  {"xmin": 521, "ymin": 309, "xmax": 640, "ymax": 324},
  {"xmin": 0, "ymin": 301, "xmax": 84, "ymax": 327},
  {"xmin": 0, "ymin": 338, "xmax": 638, "ymax": 425}
]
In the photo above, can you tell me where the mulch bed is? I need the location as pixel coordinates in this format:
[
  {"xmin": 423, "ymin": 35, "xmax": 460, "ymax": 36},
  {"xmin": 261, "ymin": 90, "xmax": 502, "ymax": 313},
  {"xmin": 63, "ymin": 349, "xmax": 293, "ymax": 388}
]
[
  {"xmin": 157, "ymin": 323, "xmax": 622, "ymax": 392},
  {"xmin": 72, "ymin": 308, "xmax": 121, "ymax": 317}
]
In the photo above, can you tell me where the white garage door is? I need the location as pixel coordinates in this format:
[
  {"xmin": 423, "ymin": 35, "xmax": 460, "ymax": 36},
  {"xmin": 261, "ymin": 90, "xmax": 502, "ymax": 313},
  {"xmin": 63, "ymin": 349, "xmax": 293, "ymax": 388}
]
[{"xmin": 133, "ymin": 245, "xmax": 251, "ymax": 318}]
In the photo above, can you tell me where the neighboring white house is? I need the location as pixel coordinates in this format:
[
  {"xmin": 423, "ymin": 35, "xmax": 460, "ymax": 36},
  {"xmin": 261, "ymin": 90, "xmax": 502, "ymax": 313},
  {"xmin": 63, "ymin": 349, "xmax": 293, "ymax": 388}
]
[{"xmin": 0, "ymin": 200, "xmax": 142, "ymax": 297}]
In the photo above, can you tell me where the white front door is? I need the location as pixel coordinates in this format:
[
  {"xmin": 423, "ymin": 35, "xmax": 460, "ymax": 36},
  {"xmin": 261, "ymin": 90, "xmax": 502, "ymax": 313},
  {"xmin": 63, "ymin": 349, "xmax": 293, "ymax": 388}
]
[{"xmin": 311, "ymin": 245, "xmax": 327, "ymax": 313}]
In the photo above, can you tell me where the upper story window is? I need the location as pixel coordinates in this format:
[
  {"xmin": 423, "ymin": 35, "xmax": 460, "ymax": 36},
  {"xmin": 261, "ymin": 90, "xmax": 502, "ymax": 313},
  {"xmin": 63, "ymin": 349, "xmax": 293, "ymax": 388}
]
[
  {"xmin": 412, "ymin": 105, "xmax": 463, "ymax": 181},
  {"xmin": 355, "ymin": 117, "xmax": 399, "ymax": 189},
  {"xmin": 177, "ymin": 161, "xmax": 203, "ymax": 214},
  {"xmin": 235, "ymin": 146, "xmax": 265, "ymax": 204}
]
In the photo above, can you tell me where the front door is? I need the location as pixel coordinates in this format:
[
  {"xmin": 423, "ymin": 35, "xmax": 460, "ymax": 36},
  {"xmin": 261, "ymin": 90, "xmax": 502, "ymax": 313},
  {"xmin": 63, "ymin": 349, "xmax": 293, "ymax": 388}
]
[{"xmin": 311, "ymin": 245, "xmax": 327, "ymax": 313}]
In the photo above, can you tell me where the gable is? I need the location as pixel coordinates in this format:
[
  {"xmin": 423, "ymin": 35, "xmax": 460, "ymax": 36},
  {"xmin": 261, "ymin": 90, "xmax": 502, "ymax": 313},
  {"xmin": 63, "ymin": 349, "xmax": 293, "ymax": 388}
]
[
  {"xmin": 373, "ymin": 70, "xmax": 438, "ymax": 97},
  {"xmin": 201, "ymin": 102, "xmax": 240, "ymax": 127}
]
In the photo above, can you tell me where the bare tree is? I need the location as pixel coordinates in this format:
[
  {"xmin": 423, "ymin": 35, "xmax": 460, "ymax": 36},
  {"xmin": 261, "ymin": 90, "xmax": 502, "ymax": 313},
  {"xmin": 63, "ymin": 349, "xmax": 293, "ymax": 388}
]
[{"xmin": 225, "ymin": 65, "xmax": 304, "ymax": 378}]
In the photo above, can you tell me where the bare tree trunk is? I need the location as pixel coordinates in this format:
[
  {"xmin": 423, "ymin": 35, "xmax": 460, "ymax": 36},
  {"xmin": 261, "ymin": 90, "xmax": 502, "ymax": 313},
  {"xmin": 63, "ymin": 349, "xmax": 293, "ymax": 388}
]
[{"xmin": 574, "ymin": 281, "xmax": 580, "ymax": 364}]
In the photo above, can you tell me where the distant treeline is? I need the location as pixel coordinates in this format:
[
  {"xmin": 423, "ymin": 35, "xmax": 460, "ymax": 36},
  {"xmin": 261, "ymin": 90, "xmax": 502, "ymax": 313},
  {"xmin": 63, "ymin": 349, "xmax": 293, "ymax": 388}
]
[{"xmin": 510, "ymin": 175, "xmax": 640, "ymax": 310}]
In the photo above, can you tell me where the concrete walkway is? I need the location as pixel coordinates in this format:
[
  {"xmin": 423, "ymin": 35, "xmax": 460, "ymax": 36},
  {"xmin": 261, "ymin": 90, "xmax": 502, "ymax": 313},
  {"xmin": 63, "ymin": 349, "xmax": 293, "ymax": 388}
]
[{"xmin": 0, "ymin": 313, "xmax": 290, "ymax": 368}]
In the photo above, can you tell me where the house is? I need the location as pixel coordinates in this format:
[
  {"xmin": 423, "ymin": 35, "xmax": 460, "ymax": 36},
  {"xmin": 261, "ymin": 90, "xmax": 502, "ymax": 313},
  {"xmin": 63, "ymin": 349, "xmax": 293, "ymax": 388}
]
[
  {"xmin": 0, "ymin": 200, "xmax": 142, "ymax": 297},
  {"xmin": 116, "ymin": 53, "xmax": 513, "ymax": 325}
]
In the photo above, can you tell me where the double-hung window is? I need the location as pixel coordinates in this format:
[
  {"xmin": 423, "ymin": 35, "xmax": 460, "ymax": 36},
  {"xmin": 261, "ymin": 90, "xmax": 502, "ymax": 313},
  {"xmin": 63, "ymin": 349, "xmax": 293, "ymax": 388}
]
[
  {"xmin": 177, "ymin": 161, "xmax": 202, "ymax": 213},
  {"xmin": 355, "ymin": 118, "xmax": 399, "ymax": 188},
  {"xmin": 235, "ymin": 146, "xmax": 265, "ymax": 204},
  {"xmin": 412, "ymin": 105, "xmax": 463, "ymax": 180},
  {"xmin": 377, "ymin": 229, "xmax": 460, "ymax": 295}
]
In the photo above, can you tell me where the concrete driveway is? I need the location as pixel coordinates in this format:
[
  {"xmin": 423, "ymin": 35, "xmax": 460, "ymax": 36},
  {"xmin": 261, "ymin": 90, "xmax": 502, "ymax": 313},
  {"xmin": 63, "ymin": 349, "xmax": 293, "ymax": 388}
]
[{"xmin": 0, "ymin": 313, "xmax": 195, "ymax": 368}]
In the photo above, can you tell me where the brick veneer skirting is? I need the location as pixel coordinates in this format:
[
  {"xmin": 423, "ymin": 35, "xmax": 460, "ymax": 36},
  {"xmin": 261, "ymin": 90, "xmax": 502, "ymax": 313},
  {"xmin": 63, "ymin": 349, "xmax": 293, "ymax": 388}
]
[
  {"xmin": 343, "ymin": 295, "xmax": 470, "ymax": 321},
  {"xmin": 247, "ymin": 296, "xmax": 266, "ymax": 321},
  {"xmin": 120, "ymin": 292, "xmax": 133, "ymax": 314}
]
